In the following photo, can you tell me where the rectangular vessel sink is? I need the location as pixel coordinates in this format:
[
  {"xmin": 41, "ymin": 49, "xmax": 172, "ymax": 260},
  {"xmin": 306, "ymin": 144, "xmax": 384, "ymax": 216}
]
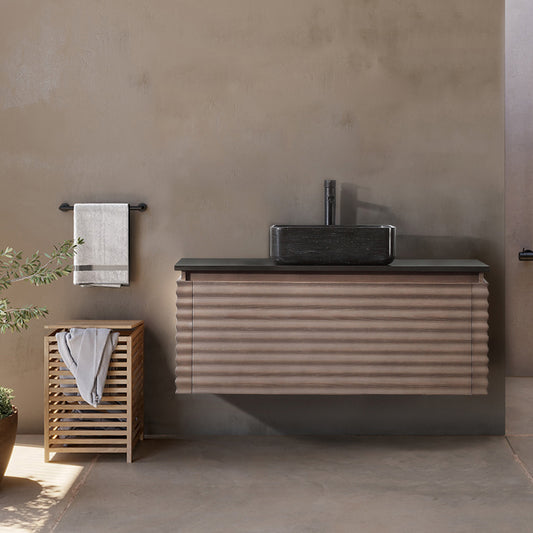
[{"xmin": 270, "ymin": 225, "xmax": 396, "ymax": 265}]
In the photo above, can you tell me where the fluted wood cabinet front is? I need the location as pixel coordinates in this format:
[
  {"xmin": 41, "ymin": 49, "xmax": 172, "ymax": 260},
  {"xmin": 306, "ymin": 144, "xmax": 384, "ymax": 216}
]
[{"xmin": 176, "ymin": 272, "xmax": 488, "ymax": 395}]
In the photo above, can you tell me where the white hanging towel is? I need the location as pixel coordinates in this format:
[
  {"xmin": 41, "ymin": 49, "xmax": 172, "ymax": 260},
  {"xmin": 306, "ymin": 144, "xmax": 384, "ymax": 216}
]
[
  {"xmin": 73, "ymin": 203, "xmax": 129, "ymax": 287},
  {"xmin": 55, "ymin": 328, "xmax": 119, "ymax": 407}
]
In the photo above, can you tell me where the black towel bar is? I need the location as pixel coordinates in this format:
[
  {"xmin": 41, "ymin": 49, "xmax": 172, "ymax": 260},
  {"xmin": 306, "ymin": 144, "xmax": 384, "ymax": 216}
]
[{"xmin": 59, "ymin": 203, "xmax": 147, "ymax": 212}]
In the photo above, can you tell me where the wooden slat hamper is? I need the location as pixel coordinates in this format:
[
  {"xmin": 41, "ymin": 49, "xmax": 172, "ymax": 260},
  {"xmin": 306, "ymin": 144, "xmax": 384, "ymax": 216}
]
[{"xmin": 44, "ymin": 320, "xmax": 144, "ymax": 463}]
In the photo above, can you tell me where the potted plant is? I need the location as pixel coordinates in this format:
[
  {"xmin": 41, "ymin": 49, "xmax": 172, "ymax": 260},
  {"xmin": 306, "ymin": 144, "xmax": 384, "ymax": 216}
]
[
  {"xmin": 0, "ymin": 386, "xmax": 16, "ymax": 484},
  {"xmin": 0, "ymin": 239, "xmax": 82, "ymax": 484}
]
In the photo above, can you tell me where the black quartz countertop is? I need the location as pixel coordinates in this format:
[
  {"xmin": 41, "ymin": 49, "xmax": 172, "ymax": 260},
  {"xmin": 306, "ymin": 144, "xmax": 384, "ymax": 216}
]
[{"xmin": 174, "ymin": 258, "xmax": 489, "ymax": 273}]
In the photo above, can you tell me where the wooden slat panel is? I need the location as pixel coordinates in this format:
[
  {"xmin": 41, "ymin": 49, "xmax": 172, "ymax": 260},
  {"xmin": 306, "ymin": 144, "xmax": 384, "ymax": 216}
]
[
  {"xmin": 192, "ymin": 385, "xmax": 472, "ymax": 395},
  {"xmin": 48, "ymin": 438, "xmax": 127, "ymax": 445},
  {"xmin": 193, "ymin": 375, "xmax": 472, "ymax": 387},
  {"xmin": 176, "ymin": 281, "xmax": 193, "ymax": 393},
  {"xmin": 193, "ymin": 282, "xmax": 472, "ymax": 297},
  {"xmin": 193, "ymin": 329, "xmax": 472, "ymax": 343},
  {"xmin": 48, "ymin": 378, "xmax": 128, "ymax": 386},
  {"xmin": 48, "ymin": 447, "xmax": 127, "ymax": 453},
  {"xmin": 175, "ymin": 277, "xmax": 489, "ymax": 396},
  {"xmin": 126, "ymin": 335, "xmax": 133, "ymax": 463},
  {"xmin": 46, "ymin": 339, "xmax": 130, "ymax": 348},
  {"xmin": 194, "ymin": 297, "xmax": 471, "ymax": 310},
  {"xmin": 193, "ymin": 318, "xmax": 473, "ymax": 332},
  {"xmin": 45, "ymin": 320, "xmax": 143, "ymax": 330},
  {"xmin": 49, "ymin": 429, "xmax": 127, "ymax": 436},
  {"xmin": 47, "ymin": 358, "xmax": 128, "ymax": 367},
  {"xmin": 48, "ymin": 404, "xmax": 126, "ymax": 411},
  {"xmin": 193, "ymin": 341, "xmax": 472, "ymax": 354},
  {"xmin": 193, "ymin": 353, "xmax": 475, "ymax": 365},
  {"xmin": 193, "ymin": 307, "xmax": 474, "ymax": 321},
  {"xmin": 48, "ymin": 370, "xmax": 127, "ymax": 377},
  {"xmin": 194, "ymin": 364, "xmax": 476, "ymax": 377},
  {"xmin": 49, "ymin": 414, "xmax": 126, "ymax": 421},
  {"xmin": 46, "ymin": 353, "xmax": 128, "ymax": 360},
  {"xmin": 195, "ymin": 308, "xmax": 489, "ymax": 322},
  {"xmin": 471, "ymin": 282, "xmax": 489, "ymax": 393},
  {"xmin": 44, "ymin": 334, "xmax": 51, "ymax": 462},
  {"xmin": 47, "ymin": 395, "xmax": 127, "ymax": 402},
  {"xmin": 107, "ymin": 365, "xmax": 128, "ymax": 371}
]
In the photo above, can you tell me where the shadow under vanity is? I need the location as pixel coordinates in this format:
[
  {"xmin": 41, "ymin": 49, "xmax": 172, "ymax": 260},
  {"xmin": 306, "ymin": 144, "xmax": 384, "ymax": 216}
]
[{"xmin": 174, "ymin": 258, "xmax": 489, "ymax": 396}]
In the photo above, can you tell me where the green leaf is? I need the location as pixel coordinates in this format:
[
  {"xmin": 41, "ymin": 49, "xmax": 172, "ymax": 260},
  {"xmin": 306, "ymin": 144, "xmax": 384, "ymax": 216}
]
[{"xmin": 0, "ymin": 239, "xmax": 82, "ymax": 332}]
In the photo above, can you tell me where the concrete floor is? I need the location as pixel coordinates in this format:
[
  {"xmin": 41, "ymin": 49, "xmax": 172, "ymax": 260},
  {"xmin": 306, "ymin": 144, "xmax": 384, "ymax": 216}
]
[{"xmin": 1, "ymin": 378, "xmax": 533, "ymax": 533}]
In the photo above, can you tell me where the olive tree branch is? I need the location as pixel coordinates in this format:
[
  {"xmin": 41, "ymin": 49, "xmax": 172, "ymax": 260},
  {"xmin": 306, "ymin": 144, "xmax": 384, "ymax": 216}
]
[{"xmin": 0, "ymin": 239, "xmax": 83, "ymax": 332}]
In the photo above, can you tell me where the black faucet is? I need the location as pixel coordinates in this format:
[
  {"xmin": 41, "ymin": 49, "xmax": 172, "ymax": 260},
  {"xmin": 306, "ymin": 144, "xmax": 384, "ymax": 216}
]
[{"xmin": 324, "ymin": 180, "xmax": 336, "ymax": 226}]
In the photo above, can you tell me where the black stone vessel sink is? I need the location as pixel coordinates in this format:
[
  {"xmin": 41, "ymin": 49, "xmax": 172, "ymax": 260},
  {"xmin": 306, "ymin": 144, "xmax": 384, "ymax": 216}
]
[{"xmin": 270, "ymin": 224, "xmax": 396, "ymax": 265}]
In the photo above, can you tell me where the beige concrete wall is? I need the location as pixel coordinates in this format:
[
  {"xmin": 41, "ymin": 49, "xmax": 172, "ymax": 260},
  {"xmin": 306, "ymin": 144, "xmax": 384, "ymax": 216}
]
[
  {"xmin": 506, "ymin": 0, "xmax": 533, "ymax": 376},
  {"xmin": 0, "ymin": 1, "xmax": 504, "ymax": 434}
]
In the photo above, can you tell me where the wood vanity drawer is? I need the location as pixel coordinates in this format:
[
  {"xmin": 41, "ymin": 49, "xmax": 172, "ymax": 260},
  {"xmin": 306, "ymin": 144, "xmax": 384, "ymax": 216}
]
[{"xmin": 175, "ymin": 273, "xmax": 488, "ymax": 395}]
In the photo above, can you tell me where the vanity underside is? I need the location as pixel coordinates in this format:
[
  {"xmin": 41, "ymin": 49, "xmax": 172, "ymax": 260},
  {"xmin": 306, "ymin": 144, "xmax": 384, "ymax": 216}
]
[{"xmin": 175, "ymin": 260, "xmax": 489, "ymax": 396}]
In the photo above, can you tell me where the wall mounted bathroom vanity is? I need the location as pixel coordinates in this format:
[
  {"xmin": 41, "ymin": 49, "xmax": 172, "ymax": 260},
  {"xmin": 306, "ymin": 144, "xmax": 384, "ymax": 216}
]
[{"xmin": 175, "ymin": 259, "xmax": 489, "ymax": 396}]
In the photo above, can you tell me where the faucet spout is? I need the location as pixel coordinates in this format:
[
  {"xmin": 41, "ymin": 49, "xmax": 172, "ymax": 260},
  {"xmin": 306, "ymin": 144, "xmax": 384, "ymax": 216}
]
[{"xmin": 324, "ymin": 180, "xmax": 336, "ymax": 226}]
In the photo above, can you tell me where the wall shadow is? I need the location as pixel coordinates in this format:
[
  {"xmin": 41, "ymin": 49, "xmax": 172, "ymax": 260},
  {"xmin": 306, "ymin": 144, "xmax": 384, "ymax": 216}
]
[
  {"xmin": 143, "ymin": 325, "xmax": 174, "ymax": 434},
  {"xmin": 216, "ymin": 393, "xmax": 501, "ymax": 436},
  {"xmin": 339, "ymin": 183, "xmax": 397, "ymax": 226}
]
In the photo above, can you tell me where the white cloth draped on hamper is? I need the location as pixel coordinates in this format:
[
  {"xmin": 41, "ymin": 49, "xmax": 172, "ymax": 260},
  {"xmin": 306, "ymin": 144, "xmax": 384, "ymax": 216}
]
[
  {"xmin": 73, "ymin": 203, "xmax": 129, "ymax": 287},
  {"xmin": 55, "ymin": 328, "xmax": 119, "ymax": 407}
]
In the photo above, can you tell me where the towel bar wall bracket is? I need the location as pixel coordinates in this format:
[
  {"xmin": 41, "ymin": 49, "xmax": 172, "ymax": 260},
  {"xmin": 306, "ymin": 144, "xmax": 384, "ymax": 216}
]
[
  {"xmin": 59, "ymin": 202, "xmax": 147, "ymax": 212},
  {"xmin": 519, "ymin": 248, "xmax": 533, "ymax": 261}
]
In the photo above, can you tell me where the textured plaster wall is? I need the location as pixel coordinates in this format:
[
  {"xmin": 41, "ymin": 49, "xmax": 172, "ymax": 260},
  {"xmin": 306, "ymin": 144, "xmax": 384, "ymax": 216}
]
[
  {"xmin": 506, "ymin": 0, "xmax": 533, "ymax": 375},
  {"xmin": 0, "ymin": 1, "xmax": 504, "ymax": 434}
]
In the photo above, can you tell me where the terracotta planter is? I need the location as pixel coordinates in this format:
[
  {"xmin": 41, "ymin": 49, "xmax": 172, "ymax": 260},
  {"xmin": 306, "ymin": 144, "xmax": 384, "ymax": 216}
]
[{"xmin": 0, "ymin": 407, "xmax": 18, "ymax": 485}]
